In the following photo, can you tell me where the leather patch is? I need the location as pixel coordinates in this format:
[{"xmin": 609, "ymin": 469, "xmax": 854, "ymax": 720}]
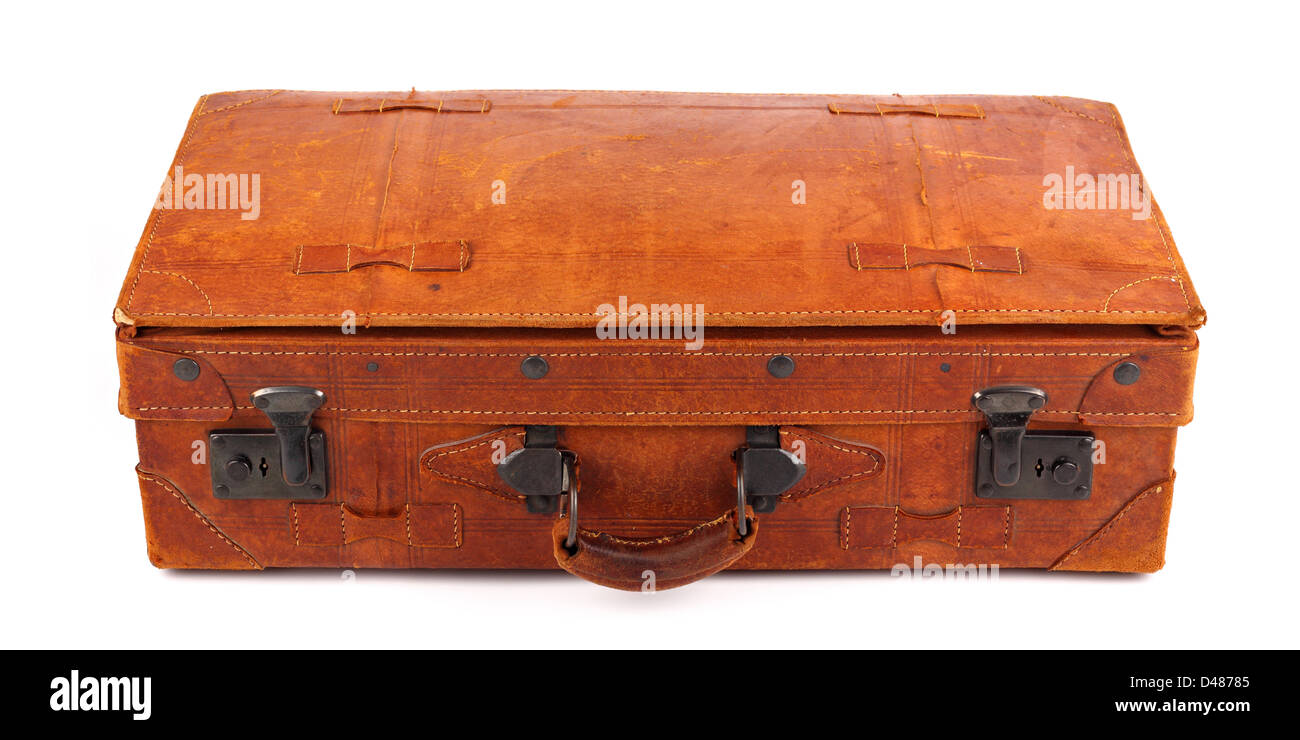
[
  {"xmin": 828, "ymin": 102, "xmax": 985, "ymax": 118},
  {"xmin": 294, "ymin": 241, "xmax": 469, "ymax": 274},
  {"xmin": 136, "ymin": 468, "xmax": 261, "ymax": 569},
  {"xmin": 420, "ymin": 427, "xmax": 528, "ymax": 502},
  {"xmin": 291, "ymin": 503, "xmax": 462, "ymax": 549},
  {"xmin": 1078, "ymin": 352, "xmax": 1196, "ymax": 426},
  {"xmin": 840, "ymin": 505, "xmax": 1012, "ymax": 550},
  {"xmin": 778, "ymin": 428, "xmax": 884, "ymax": 501},
  {"xmin": 1050, "ymin": 478, "xmax": 1173, "ymax": 573},
  {"xmin": 333, "ymin": 95, "xmax": 491, "ymax": 114},
  {"xmin": 847, "ymin": 243, "xmax": 1022, "ymax": 273},
  {"xmin": 117, "ymin": 343, "xmax": 233, "ymax": 421}
]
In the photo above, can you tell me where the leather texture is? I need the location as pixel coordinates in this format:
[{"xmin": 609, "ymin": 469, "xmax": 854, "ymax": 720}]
[
  {"xmin": 114, "ymin": 90, "xmax": 1204, "ymax": 590},
  {"xmin": 114, "ymin": 90, "xmax": 1203, "ymax": 331}
]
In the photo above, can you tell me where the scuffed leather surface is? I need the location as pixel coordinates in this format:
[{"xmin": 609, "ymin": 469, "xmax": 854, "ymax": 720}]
[
  {"xmin": 1051, "ymin": 477, "xmax": 1175, "ymax": 573},
  {"xmin": 117, "ymin": 326, "xmax": 1197, "ymax": 426},
  {"xmin": 115, "ymin": 90, "xmax": 1203, "ymax": 330},
  {"xmin": 117, "ymin": 341, "xmax": 232, "ymax": 422}
]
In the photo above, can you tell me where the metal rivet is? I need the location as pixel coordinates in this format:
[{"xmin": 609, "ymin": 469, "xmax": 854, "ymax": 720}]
[
  {"xmin": 767, "ymin": 355, "xmax": 795, "ymax": 378},
  {"xmin": 521, "ymin": 355, "xmax": 549, "ymax": 379},
  {"xmin": 1113, "ymin": 362, "xmax": 1141, "ymax": 385},
  {"xmin": 215, "ymin": 484, "xmax": 230, "ymax": 497},
  {"xmin": 173, "ymin": 358, "xmax": 200, "ymax": 382},
  {"xmin": 366, "ymin": 361, "xmax": 379, "ymax": 372},
  {"xmin": 225, "ymin": 457, "xmax": 252, "ymax": 482},
  {"xmin": 1051, "ymin": 458, "xmax": 1080, "ymax": 485},
  {"xmin": 1074, "ymin": 485, "xmax": 1089, "ymax": 497},
  {"xmin": 939, "ymin": 362, "xmax": 951, "ymax": 373}
]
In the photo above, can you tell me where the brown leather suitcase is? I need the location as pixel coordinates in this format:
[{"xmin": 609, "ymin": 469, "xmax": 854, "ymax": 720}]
[{"xmin": 114, "ymin": 90, "xmax": 1203, "ymax": 591}]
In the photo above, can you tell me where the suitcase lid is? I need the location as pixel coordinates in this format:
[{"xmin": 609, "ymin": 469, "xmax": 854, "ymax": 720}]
[{"xmin": 115, "ymin": 90, "xmax": 1204, "ymax": 331}]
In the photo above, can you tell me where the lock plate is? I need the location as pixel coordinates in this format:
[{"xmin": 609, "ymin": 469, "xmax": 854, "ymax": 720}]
[
  {"xmin": 975, "ymin": 431, "xmax": 1093, "ymax": 500},
  {"xmin": 210, "ymin": 431, "xmax": 328, "ymax": 500}
]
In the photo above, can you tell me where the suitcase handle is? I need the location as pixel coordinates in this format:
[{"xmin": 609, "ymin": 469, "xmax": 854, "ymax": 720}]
[{"xmin": 550, "ymin": 508, "xmax": 757, "ymax": 592}]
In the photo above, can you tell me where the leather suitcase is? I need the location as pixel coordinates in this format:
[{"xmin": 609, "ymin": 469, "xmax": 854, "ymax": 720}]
[{"xmin": 114, "ymin": 90, "xmax": 1203, "ymax": 591}]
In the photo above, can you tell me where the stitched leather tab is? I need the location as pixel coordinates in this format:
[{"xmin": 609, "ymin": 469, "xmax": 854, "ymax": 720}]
[
  {"xmin": 421, "ymin": 427, "xmax": 530, "ymax": 502},
  {"xmin": 840, "ymin": 505, "xmax": 1011, "ymax": 549},
  {"xmin": 295, "ymin": 242, "xmax": 470, "ymax": 274},
  {"xmin": 117, "ymin": 342, "xmax": 234, "ymax": 421},
  {"xmin": 848, "ymin": 243, "xmax": 1023, "ymax": 274},
  {"xmin": 778, "ymin": 428, "xmax": 884, "ymax": 501},
  {"xmin": 828, "ymin": 102, "xmax": 985, "ymax": 118},
  {"xmin": 332, "ymin": 95, "xmax": 491, "ymax": 114},
  {"xmin": 291, "ymin": 503, "xmax": 461, "ymax": 548}
]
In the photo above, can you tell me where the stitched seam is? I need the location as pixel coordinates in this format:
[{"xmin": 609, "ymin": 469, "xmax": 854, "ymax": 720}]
[
  {"xmin": 125, "ymin": 94, "xmax": 208, "ymax": 312},
  {"xmin": 1034, "ymin": 96, "xmax": 1191, "ymax": 313},
  {"xmin": 1057, "ymin": 483, "xmax": 1165, "ymax": 566},
  {"xmin": 780, "ymin": 429, "xmax": 881, "ymax": 459},
  {"xmin": 841, "ymin": 507, "xmax": 851, "ymax": 550},
  {"xmin": 200, "ymin": 90, "xmax": 281, "ymax": 115},
  {"xmin": 141, "ymin": 473, "xmax": 260, "ymax": 568},
  {"xmin": 779, "ymin": 430, "xmax": 883, "ymax": 500},
  {"xmin": 421, "ymin": 430, "xmax": 527, "ymax": 501},
  {"xmin": 126, "ymin": 307, "xmax": 1197, "ymax": 317},
  {"xmin": 1102, "ymin": 275, "xmax": 1182, "ymax": 312},
  {"xmin": 785, "ymin": 469, "xmax": 877, "ymax": 501},
  {"xmin": 291, "ymin": 503, "xmax": 301, "ymax": 546},
  {"xmin": 185, "ymin": 349, "xmax": 1163, "ymax": 358},
  {"xmin": 580, "ymin": 511, "xmax": 732, "ymax": 547},
  {"xmin": 134, "ymin": 406, "xmax": 1185, "ymax": 417},
  {"xmin": 140, "ymin": 270, "xmax": 213, "ymax": 315},
  {"xmin": 1033, "ymin": 95, "xmax": 1108, "ymax": 125}
]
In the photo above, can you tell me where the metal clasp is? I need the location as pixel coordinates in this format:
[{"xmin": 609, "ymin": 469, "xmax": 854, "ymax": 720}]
[
  {"xmin": 496, "ymin": 426, "xmax": 576, "ymax": 515},
  {"xmin": 972, "ymin": 385, "xmax": 1094, "ymax": 500},
  {"xmin": 733, "ymin": 426, "xmax": 807, "ymax": 535},
  {"xmin": 971, "ymin": 386, "xmax": 1047, "ymax": 487},
  {"xmin": 211, "ymin": 386, "xmax": 328, "ymax": 500}
]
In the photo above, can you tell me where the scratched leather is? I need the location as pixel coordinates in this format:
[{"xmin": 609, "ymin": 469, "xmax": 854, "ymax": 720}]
[{"xmin": 114, "ymin": 91, "xmax": 1204, "ymax": 330}]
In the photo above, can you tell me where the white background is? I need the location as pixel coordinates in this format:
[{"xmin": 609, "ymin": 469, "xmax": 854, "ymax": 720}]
[{"xmin": 2, "ymin": 0, "xmax": 1294, "ymax": 649}]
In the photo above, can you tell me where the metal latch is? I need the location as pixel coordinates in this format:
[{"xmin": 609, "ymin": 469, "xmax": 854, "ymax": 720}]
[
  {"xmin": 210, "ymin": 386, "xmax": 328, "ymax": 500},
  {"xmin": 734, "ymin": 426, "xmax": 807, "ymax": 527},
  {"xmin": 496, "ymin": 426, "xmax": 576, "ymax": 514},
  {"xmin": 972, "ymin": 386, "xmax": 1093, "ymax": 500}
]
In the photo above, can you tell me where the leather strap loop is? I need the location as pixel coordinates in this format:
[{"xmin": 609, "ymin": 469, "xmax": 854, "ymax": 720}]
[{"xmin": 552, "ymin": 509, "xmax": 756, "ymax": 591}]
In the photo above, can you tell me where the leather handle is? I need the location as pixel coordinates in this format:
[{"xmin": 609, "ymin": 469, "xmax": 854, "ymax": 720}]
[{"xmin": 551, "ymin": 509, "xmax": 756, "ymax": 591}]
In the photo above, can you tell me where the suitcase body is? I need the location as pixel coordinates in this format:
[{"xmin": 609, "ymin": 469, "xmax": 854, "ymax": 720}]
[{"xmin": 115, "ymin": 90, "xmax": 1203, "ymax": 590}]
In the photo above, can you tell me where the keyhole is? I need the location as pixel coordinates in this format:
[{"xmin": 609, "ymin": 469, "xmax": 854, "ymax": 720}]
[
  {"xmin": 259, "ymin": 457, "xmax": 269, "ymax": 477},
  {"xmin": 1034, "ymin": 458, "xmax": 1044, "ymax": 478}
]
